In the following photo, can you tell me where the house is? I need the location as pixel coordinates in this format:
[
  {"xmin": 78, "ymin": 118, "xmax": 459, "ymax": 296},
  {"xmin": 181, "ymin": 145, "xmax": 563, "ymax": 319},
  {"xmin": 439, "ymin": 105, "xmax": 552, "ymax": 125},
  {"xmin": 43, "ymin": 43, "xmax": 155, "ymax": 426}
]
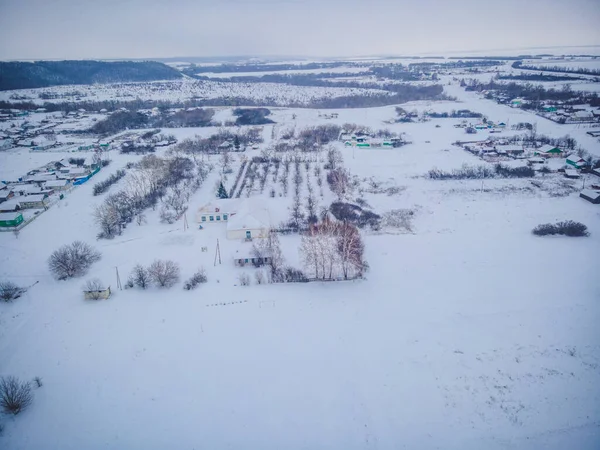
[
  {"xmin": 0, "ymin": 198, "xmax": 22, "ymax": 213},
  {"xmin": 564, "ymin": 168, "xmax": 580, "ymax": 179},
  {"xmin": 195, "ymin": 200, "xmax": 238, "ymax": 224},
  {"xmin": 83, "ymin": 285, "xmax": 112, "ymax": 300},
  {"xmin": 579, "ymin": 189, "xmax": 600, "ymax": 204},
  {"xmin": 226, "ymin": 205, "xmax": 270, "ymax": 240},
  {"xmin": 43, "ymin": 179, "xmax": 72, "ymax": 191},
  {"xmin": 566, "ymin": 157, "xmax": 587, "ymax": 169},
  {"xmin": 495, "ymin": 145, "xmax": 524, "ymax": 156},
  {"xmin": 0, "ymin": 212, "xmax": 24, "ymax": 228},
  {"xmin": 0, "ymin": 189, "xmax": 14, "ymax": 203},
  {"xmin": 19, "ymin": 194, "xmax": 48, "ymax": 209},
  {"xmin": 534, "ymin": 145, "xmax": 562, "ymax": 157},
  {"xmin": 573, "ymin": 111, "xmax": 593, "ymax": 121}
]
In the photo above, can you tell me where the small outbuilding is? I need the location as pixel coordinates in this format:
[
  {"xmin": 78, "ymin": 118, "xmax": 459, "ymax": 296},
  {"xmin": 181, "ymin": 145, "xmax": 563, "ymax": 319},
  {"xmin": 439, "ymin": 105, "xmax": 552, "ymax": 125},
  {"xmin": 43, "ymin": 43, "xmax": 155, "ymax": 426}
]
[
  {"xmin": 564, "ymin": 169, "xmax": 580, "ymax": 179},
  {"xmin": 579, "ymin": 189, "xmax": 600, "ymax": 204},
  {"xmin": 83, "ymin": 285, "xmax": 112, "ymax": 300}
]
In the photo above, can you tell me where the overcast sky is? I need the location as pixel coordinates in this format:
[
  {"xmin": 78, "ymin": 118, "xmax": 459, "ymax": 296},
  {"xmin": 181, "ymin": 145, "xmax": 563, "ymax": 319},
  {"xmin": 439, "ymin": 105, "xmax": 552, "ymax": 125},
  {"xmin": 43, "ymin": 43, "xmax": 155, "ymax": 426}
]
[{"xmin": 1, "ymin": 0, "xmax": 599, "ymax": 60}]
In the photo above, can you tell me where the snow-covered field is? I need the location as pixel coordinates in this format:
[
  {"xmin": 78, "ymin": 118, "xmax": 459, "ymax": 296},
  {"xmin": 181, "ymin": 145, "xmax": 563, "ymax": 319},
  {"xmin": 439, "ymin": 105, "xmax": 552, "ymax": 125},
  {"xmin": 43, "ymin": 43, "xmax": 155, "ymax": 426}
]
[
  {"xmin": 1, "ymin": 62, "xmax": 600, "ymax": 450},
  {"xmin": 198, "ymin": 66, "xmax": 368, "ymax": 78},
  {"xmin": 0, "ymin": 79, "xmax": 391, "ymax": 106}
]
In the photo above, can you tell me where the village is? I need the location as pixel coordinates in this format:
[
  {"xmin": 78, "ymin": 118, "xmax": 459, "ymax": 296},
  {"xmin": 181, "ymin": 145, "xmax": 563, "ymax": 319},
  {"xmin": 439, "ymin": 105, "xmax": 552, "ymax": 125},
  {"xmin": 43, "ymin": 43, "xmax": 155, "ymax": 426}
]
[{"xmin": 0, "ymin": 53, "xmax": 599, "ymax": 450}]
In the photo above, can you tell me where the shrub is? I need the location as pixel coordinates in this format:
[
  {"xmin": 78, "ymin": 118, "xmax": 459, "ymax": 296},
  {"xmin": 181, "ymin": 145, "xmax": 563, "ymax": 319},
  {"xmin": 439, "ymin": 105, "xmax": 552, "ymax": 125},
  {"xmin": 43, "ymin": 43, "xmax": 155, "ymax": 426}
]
[
  {"xmin": 183, "ymin": 269, "xmax": 207, "ymax": 290},
  {"xmin": 0, "ymin": 281, "xmax": 24, "ymax": 302},
  {"xmin": 255, "ymin": 271, "xmax": 265, "ymax": 285},
  {"xmin": 532, "ymin": 221, "xmax": 589, "ymax": 237},
  {"xmin": 148, "ymin": 260, "xmax": 180, "ymax": 287},
  {"xmin": 283, "ymin": 267, "xmax": 308, "ymax": 283},
  {"xmin": 48, "ymin": 241, "xmax": 101, "ymax": 280},
  {"xmin": 0, "ymin": 376, "xmax": 33, "ymax": 415},
  {"xmin": 238, "ymin": 273, "xmax": 250, "ymax": 286}
]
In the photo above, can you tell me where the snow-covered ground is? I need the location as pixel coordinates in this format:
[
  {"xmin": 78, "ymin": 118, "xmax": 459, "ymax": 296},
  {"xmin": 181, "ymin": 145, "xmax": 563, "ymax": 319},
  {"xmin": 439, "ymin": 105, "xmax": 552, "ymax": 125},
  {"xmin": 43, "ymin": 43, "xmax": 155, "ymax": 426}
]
[
  {"xmin": 198, "ymin": 66, "xmax": 368, "ymax": 78},
  {"xmin": 0, "ymin": 79, "xmax": 391, "ymax": 106},
  {"xmin": 1, "ymin": 64, "xmax": 600, "ymax": 450}
]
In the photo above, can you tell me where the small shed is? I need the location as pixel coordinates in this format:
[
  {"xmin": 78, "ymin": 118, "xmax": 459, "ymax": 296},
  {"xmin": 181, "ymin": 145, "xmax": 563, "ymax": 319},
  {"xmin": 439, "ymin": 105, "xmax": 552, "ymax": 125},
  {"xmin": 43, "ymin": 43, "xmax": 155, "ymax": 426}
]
[
  {"xmin": 83, "ymin": 285, "xmax": 112, "ymax": 300},
  {"xmin": 564, "ymin": 169, "xmax": 580, "ymax": 179},
  {"xmin": 579, "ymin": 190, "xmax": 600, "ymax": 204},
  {"xmin": 0, "ymin": 212, "xmax": 24, "ymax": 227}
]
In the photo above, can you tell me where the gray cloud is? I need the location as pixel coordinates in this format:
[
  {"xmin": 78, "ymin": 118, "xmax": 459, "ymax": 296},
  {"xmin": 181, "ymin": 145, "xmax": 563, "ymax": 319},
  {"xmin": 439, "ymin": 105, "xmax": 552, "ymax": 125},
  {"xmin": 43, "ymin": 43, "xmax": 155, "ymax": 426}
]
[{"xmin": 0, "ymin": 0, "xmax": 599, "ymax": 60}]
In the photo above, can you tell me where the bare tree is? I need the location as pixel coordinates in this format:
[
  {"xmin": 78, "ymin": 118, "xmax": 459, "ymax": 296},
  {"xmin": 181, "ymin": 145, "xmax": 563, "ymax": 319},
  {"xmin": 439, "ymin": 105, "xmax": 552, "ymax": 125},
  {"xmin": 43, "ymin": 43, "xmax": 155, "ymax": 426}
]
[
  {"xmin": 83, "ymin": 278, "xmax": 105, "ymax": 300},
  {"xmin": 0, "ymin": 376, "xmax": 33, "ymax": 415},
  {"xmin": 148, "ymin": 260, "xmax": 180, "ymax": 287},
  {"xmin": 219, "ymin": 151, "xmax": 232, "ymax": 174},
  {"xmin": 130, "ymin": 264, "xmax": 151, "ymax": 289},
  {"xmin": 0, "ymin": 281, "xmax": 23, "ymax": 302},
  {"xmin": 327, "ymin": 168, "xmax": 352, "ymax": 200},
  {"xmin": 326, "ymin": 146, "xmax": 343, "ymax": 170},
  {"xmin": 335, "ymin": 222, "xmax": 365, "ymax": 279},
  {"xmin": 94, "ymin": 203, "xmax": 121, "ymax": 239},
  {"xmin": 48, "ymin": 241, "xmax": 101, "ymax": 280},
  {"xmin": 255, "ymin": 271, "xmax": 265, "ymax": 284}
]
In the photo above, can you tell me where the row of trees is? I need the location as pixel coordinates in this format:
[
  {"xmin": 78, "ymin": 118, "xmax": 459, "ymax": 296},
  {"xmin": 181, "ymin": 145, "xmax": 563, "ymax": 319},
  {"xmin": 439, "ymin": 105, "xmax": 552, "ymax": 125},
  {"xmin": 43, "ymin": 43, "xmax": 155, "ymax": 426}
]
[
  {"xmin": 94, "ymin": 155, "xmax": 211, "ymax": 239},
  {"xmin": 126, "ymin": 260, "xmax": 181, "ymax": 289},
  {"xmin": 92, "ymin": 169, "xmax": 126, "ymax": 196}
]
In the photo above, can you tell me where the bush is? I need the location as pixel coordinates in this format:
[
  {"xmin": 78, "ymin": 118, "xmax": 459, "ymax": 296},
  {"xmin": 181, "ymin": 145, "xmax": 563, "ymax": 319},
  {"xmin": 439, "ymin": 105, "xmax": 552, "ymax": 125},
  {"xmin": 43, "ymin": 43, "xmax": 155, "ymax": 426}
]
[
  {"xmin": 48, "ymin": 241, "xmax": 101, "ymax": 280},
  {"xmin": 283, "ymin": 267, "xmax": 308, "ymax": 283},
  {"xmin": 255, "ymin": 271, "xmax": 265, "ymax": 285},
  {"xmin": 93, "ymin": 169, "xmax": 126, "ymax": 196},
  {"xmin": 238, "ymin": 273, "xmax": 250, "ymax": 286},
  {"xmin": 0, "ymin": 281, "xmax": 24, "ymax": 302},
  {"xmin": 148, "ymin": 260, "xmax": 180, "ymax": 287},
  {"xmin": 533, "ymin": 221, "xmax": 589, "ymax": 237},
  {"xmin": 183, "ymin": 269, "xmax": 207, "ymax": 290},
  {"xmin": 0, "ymin": 376, "xmax": 33, "ymax": 415}
]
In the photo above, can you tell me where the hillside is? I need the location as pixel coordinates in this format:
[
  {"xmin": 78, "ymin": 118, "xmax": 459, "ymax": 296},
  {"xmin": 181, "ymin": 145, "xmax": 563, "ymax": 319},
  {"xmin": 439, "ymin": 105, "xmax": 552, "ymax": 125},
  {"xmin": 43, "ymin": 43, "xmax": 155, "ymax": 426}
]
[{"xmin": 0, "ymin": 60, "xmax": 182, "ymax": 91}]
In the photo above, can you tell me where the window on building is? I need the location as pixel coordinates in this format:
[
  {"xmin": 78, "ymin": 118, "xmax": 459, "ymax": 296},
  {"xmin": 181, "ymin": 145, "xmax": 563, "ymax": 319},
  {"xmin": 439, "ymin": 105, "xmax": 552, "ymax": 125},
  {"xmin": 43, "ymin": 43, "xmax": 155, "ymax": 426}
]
[
  {"xmin": 209, "ymin": 216, "xmax": 214, "ymax": 221},
  {"xmin": 201, "ymin": 216, "xmax": 206, "ymax": 222},
  {"xmin": 216, "ymin": 215, "xmax": 220, "ymax": 221},
  {"xmin": 245, "ymin": 259, "xmax": 249, "ymax": 263},
  {"xmin": 223, "ymin": 214, "xmax": 228, "ymax": 220}
]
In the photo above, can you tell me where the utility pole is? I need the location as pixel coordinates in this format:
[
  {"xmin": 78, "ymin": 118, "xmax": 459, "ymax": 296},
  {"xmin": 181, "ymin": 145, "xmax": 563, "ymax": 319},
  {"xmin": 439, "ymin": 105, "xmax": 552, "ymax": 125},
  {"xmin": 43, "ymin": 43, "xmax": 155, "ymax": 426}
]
[
  {"xmin": 115, "ymin": 266, "xmax": 122, "ymax": 290},
  {"xmin": 183, "ymin": 212, "xmax": 189, "ymax": 231},
  {"xmin": 214, "ymin": 239, "xmax": 222, "ymax": 266}
]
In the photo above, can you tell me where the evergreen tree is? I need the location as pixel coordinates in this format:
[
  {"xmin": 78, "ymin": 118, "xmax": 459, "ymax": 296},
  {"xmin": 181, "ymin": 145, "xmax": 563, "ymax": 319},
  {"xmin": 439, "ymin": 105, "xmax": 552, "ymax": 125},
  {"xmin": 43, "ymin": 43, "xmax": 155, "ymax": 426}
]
[
  {"xmin": 217, "ymin": 181, "xmax": 228, "ymax": 199},
  {"xmin": 233, "ymin": 135, "xmax": 241, "ymax": 151}
]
